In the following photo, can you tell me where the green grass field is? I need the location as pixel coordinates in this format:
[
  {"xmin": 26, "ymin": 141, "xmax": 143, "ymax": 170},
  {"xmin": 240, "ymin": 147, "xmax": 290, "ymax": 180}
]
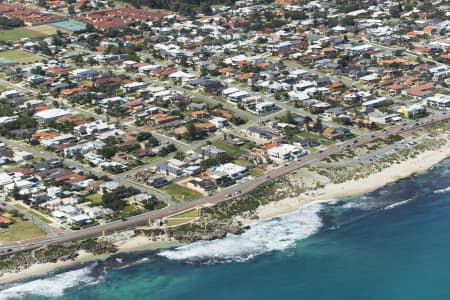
[
  {"xmin": 0, "ymin": 28, "xmax": 45, "ymax": 42},
  {"xmin": 165, "ymin": 218, "xmax": 193, "ymax": 227},
  {"xmin": 163, "ymin": 183, "xmax": 202, "ymax": 203},
  {"xmin": 0, "ymin": 50, "xmax": 44, "ymax": 64},
  {"xmin": 120, "ymin": 205, "xmax": 144, "ymax": 218},
  {"xmin": 14, "ymin": 204, "xmax": 53, "ymax": 224},
  {"xmin": 0, "ymin": 217, "xmax": 46, "ymax": 242},
  {"xmin": 249, "ymin": 167, "xmax": 265, "ymax": 177},
  {"xmin": 30, "ymin": 24, "xmax": 58, "ymax": 36},
  {"xmin": 171, "ymin": 208, "xmax": 199, "ymax": 218},
  {"xmin": 85, "ymin": 193, "xmax": 103, "ymax": 204},
  {"xmin": 212, "ymin": 140, "xmax": 248, "ymax": 158}
]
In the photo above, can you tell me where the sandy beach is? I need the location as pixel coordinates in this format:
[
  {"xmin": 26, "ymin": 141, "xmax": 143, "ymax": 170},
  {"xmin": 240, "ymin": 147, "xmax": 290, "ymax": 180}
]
[
  {"xmin": 0, "ymin": 235, "xmax": 181, "ymax": 285},
  {"xmin": 1, "ymin": 143, "xmax": 449, "ymax": 286},
  {"xmin": 116, "ymin": 235, "xmax": 181, "ymax": 253},
  {"xmin": 247, "ymin": 144, "xmax": 450, "ymax": 223},
  {"xmin": 0, "ymin": 250, "xmax": 100, "ymax": 285}
]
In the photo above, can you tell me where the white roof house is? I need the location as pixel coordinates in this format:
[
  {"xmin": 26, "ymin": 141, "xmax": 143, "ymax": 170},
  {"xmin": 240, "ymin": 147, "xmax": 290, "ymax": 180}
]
[
  {"xmin": 70, "ymin": 68, "xmax": 97, "ymax": 79},
  {"xmin": 425, "ymin": 94, "xmax": 450, "ymax": 110},
  {"xmin": 169, "ymin": 71, "xmax": 195, "ymax": 81},
  {"xmin": 34, "ymin": 109, "xmax": 71, "ymax": 123},
  {"xmin": 0, "ymin": 173, "xmax": 13, "ymax": 187},
  {"xmin": 222, "ymin": 87, "xmax": 240, "ymax": 96},
  {"xmin": 210, "ymin": 163, "xmax": 249, "ymax": 180},
  {"xmin": 268, "ymin": 144, "xmax": 306, "ymax": 163},
  {"xmin": 254, "ymin": 101, "xmax": 276, "ymax": 114},
  {"xmin": 209, "ymin": 117, "xmax": 229, "ymax": 128}
]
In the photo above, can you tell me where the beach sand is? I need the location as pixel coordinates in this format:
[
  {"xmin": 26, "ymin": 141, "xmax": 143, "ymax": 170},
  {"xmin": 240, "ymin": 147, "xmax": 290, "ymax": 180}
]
[
  {"xmin": 0, "ymin": 250, "xmax": 98, "ymax": 285},
  {"xmin": 0, "ymin": 237, "xmax": 181, "ymax": 285},
  {"xmin": 1, "ymin": 143, "xmax": 449, "ymax": 285},
  {"xmin": 246, "ymin": 144, "xmax": 450, "ymax": 223},
  {"xmin": 117, "ymin": 235, "xmax": 181, "ymax": 253}
]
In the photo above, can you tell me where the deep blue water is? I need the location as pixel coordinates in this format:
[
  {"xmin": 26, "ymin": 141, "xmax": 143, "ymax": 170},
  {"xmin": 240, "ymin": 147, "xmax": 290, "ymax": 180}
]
[{"xmin": 2, "ymin": 159, "xmax": 450, "ymax": 300}]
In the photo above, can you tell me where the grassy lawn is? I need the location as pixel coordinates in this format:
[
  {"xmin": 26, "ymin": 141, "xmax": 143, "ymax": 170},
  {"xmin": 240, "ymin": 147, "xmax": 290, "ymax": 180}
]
[
  {"xmin": 233, "ymin": 160, "xmax": 253, "ymax": 168},
  {"xmin": 14, "ymin": 204, "xmax": 53, "ymax": 224},
  {"xmin": 212, "ymin": 140, "xmax": 247, "ymax": 158},
  {"xmin": 297, "ymin": 132, "xmax": 335, "ymax": 146},
  {"xmin": 85, "ymin": 193, "xmax": 103, "ymax": 204},
  {"xmin": 0, "ymin": 50, "xmax": 43, "ymax": 64},
  {"xmin": 249, "ymin": 167, "xmax": 265, "ymax": 177},
  {"xmin": 163, "ymin": 183, "xmax": 202, "ymax": 203},
  {"xmin": 26, "ymin": 209, "xmax": 53, "ymax": 224},
  {"xmin": 30, "ymin": 24, "xmax": 58, "ymax": 36},
  {"xmin": 165, "ymin": 218, "xmax": 193, "ymax": 227},
  {"xmin": 120, "ymin": 205, "xmax": 144, "ymax": 218},
  {"xmin": 0, "ymin": 28, "xmax": 45, "ymax": 42},
  {"xmin": 141, "ymin": 156, "xmax": 161, "ymax": 164},
  {"xmin": 171, "ymin": 208, "xmax": 199, "ymax": 218},
  {"xmin": 0, "ymin": 217, "xmax": 46, "ymax": 242}
]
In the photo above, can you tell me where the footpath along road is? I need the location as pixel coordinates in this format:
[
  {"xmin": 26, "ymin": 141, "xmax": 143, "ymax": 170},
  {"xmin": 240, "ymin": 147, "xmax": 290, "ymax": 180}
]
[{"xmin": 1, "ymin": 112, "xmax": 448, "ymax": 255}]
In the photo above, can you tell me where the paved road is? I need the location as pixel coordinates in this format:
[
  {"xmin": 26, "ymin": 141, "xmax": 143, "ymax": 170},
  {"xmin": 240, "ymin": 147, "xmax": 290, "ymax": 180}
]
[
  {"xmin": 314, "ymin": 139, "xmax": 416, "ymax": 167},
  {"xmin": 1, "ymin": 112, "xmax": 448, "ymax": 255}
]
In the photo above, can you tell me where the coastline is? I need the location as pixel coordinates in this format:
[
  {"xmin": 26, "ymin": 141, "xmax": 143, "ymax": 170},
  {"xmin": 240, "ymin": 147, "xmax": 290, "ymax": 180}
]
[
  {"xmin": 243, "ymin": 144, "xmax": 450, "ymax": 224},
  {"xmin": 1, "ymin": 145, "xmax": 449, "ymax": 286},
  {"xmin": 0, "ymin": 250, "xmax": 103, "ymax": 286},
  {"xmin": 0, "ymin": 238, "xmax": 180, "ymax": 286}
]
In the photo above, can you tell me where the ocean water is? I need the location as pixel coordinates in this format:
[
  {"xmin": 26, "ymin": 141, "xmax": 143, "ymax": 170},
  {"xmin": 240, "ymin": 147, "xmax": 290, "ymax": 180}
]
[{"xmin": 2, "ymin": 159, "xmax": 450, "ymax": 300}]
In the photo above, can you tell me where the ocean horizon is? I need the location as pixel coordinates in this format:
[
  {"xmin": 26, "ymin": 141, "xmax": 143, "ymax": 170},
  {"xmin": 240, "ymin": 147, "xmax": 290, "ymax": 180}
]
[{"xmin": 1, "ymin": 158, "xmax": 450, "ymax": 300}]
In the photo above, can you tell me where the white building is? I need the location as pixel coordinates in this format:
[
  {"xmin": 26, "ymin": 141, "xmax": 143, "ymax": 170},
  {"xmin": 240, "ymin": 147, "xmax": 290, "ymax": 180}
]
[
  {"xmin": 424, "ymin": 94, "xmax": 450, "ymax": 110},
  {"xmin": 210, "ymin": 163, "xmax": 249, "ymax": 180},
  {"xmin": 362, "ymin": 97, "xmax": 386, "ymax": 112},
  {"xmin": 222, "ymin": 87, "xmax": 240, "ymax": 97},
  {"xmin": 227, "ymin": 91, "xmax": 249, "ymax": 103},
  {"xmin": 209, "ymin": 117, "xmax": 229, "ymax": 128},
  {"xmin": 13, "ymin": 151, "xmax": 34, "ymax": 162},
  {"xmin": 70, "ymin": 68, "xmax": 97, "ymax": 80},
  {"xmin": 34, "ymin": 109, "xmax": 71, "ymax": 124},
  {"xmin": 254, "ymin": 101, "xmax": 276, "ymax": 114},
  {"xmin": 268, "ymin": 144, "xmax": 306, "ymax": 163}
]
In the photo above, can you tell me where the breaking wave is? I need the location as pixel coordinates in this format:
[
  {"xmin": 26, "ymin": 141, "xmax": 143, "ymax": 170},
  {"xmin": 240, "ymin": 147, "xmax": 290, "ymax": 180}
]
[
  {"xmin": 383, "ymin": 198, "xmax": 414, "ymax": 210},
  {"xmin": 433, "ymin": 186, "xmax": 450, "ymax": 194},
  {"xmin": 0, "ymin": 263, "xmax": 100, "ymax": 300},
  {"xmin": 159, "ymin": 202, "xmax": 324, "ymax": 263}
]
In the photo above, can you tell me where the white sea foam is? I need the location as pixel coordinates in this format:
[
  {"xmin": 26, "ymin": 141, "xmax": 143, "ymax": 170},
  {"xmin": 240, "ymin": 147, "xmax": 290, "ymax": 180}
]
[
  {"xmin": 383, "ymin": 198, "xmax": 413, "ymax": 210},
  {"xmin": 433, "ymin": 186, "xmax": 450, "ymax": 194},
  {"xmin": 159, "ymin": 202, "xmax": 324, "ymax": 263},
  {"xmin": 0, "ymin": 264, "xmax": 99, "ymax": 300},
  {"xmin": 342, "ymin": 198, "xmax": 379, "ymax": 210}
]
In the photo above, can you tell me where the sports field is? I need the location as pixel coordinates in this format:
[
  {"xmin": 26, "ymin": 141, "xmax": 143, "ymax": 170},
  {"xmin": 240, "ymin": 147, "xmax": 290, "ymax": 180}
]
[
  {"xmin": 27, "ymin": 24, "xmax": 60, "ymax": 36},
  {"xmin": 0, "ymin": 28, "xmax": 45, "ymax": 42},
  {"xmin": 0, "ymin": 50, "xmax": 44, "ymax": 64}
]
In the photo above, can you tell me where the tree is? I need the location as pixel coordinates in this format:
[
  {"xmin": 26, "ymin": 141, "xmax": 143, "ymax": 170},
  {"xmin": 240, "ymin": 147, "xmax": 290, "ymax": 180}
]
[
  {"xmin": 174, "ymin": 151, "xmax": 185, "ymax": 160},
  {"xmin": 313, "ymin": 118, "xmax": 323, "ymax": 132},
  {"xmin": 185, "ymin": 122, "xmax": 201, "ymax": 141},
  {"xmin": 99, "ymin": 145, "xmax": 117, "ymax": 159},
  {"xmin": 285, "ymin": 111, "xmax": 295, "ymax": 124},
  {"xmin": 137, "ymin": 131, "xmax": 153, "ymax": 141},
  {"xmin": 68, "ymin": 5, "xmax": 76, "ymax": 15}
]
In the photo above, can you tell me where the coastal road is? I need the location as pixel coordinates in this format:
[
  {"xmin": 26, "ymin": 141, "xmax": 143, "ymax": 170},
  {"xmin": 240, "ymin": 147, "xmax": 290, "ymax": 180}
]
[{"xmin": 1, "ymin": 111, "xmax": 449, "ymax": 255}]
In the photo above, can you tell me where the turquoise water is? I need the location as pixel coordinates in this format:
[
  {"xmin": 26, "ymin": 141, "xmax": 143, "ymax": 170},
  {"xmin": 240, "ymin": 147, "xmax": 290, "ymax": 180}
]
[{"xmin": 2, "ymin": 159, "xmax": 450, "ymax": 300}]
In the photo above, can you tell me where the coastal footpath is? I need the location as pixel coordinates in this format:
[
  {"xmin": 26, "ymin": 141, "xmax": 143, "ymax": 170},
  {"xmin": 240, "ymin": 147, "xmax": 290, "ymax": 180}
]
[{"xmin": 1, "ymin": 120, "xmax": 450, "ymax": 284}]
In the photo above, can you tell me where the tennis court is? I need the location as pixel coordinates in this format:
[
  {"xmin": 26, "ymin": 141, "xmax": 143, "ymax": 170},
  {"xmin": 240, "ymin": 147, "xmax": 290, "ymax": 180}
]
[{"xmin": 50, "ymin": 20, "xmax": 87, "ymax": 32}]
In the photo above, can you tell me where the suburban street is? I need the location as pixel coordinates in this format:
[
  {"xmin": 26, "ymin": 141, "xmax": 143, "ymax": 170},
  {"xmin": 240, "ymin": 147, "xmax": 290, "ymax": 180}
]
[{"xmin": 1, "ymin": 111, "xmax": 448, "ymax": 255}]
